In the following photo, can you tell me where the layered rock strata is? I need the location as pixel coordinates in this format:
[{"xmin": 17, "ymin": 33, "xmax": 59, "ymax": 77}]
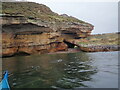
[{"xmin": 1, "ymin": 2, "xmax": 94, "ymax": 57}]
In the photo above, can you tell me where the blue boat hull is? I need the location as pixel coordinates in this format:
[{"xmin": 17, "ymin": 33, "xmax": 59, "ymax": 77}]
[{"xmin": 0, "ymin": 71, "xmax": 10, "ymax": 90}]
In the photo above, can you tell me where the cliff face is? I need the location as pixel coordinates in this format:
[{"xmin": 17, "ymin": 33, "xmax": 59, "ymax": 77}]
[{"xmin": 1, "ymin": 2, "xmax": 94, "ymax": 57}]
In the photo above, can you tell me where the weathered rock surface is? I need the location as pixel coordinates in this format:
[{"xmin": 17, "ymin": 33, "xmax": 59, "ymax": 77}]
[
  {"xmin": 77, "ymin": 33, "xmax": 120, "ymax": 52},
  {"xmin": 2, "ymin": 31, "xmax": 66, "ymax": 57},
  {"xmin": 1, "ymin": 2, "xmax": 94, "ymax": 57},
  {"xmin": 80, "ymin": 45, "xmax": 120, "ymax": 52}
]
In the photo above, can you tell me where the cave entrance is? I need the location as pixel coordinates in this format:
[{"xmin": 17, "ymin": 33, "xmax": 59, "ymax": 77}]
[
  {"xmin": 14, "ymin": 52, "xmax": 30, "ymax": 56},
  {"xmin": 63, "ymin": 40, "xmax": 76, "ymax": 48}
]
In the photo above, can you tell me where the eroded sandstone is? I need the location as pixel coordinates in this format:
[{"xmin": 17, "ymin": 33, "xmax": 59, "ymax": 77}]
[{"xmin": 1, "ymin": 2, "xmax": 94, "ymax": 57}]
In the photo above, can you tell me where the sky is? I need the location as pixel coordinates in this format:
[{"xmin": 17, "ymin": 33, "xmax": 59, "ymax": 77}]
[{"xmin": 3, "ymin": 0, "xmax": 119, "ymax": 34}]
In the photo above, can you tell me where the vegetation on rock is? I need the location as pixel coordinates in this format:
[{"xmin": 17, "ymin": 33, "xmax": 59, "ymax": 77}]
[
  {"xmin": 78, "ymin": 33, "xmax": 119, "ymax": 47},
  {"xmin": 2, "ymin": 2, "xmax": 86, "ymax": 24}
]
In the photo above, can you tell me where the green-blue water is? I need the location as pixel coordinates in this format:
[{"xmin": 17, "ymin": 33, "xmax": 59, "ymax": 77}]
[{"xmin": 2, "ymin": 51, "xmax": 118, "ymax": 88}]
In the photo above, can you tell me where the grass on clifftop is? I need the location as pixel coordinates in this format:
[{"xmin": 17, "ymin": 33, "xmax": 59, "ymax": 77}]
[
  {"xmin": 2, "ymin": 2, "xmax": 86, "ymax": 24},
  {"xmin": 78, "ymin": 33, "xmax": 119, "ymax": 46}
]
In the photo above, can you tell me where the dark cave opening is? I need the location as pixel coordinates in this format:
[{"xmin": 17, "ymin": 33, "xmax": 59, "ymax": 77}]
[
  {"xmin": 14, "ymin": 52, "xmax": 30, "ymax": 56},
  {"xmin": 63, "ymin": 40, "xmax": 75, "ymax": 48},
  {"xmin": 74, "ymin": 37, "xmax": 82, "ymax": 39}
]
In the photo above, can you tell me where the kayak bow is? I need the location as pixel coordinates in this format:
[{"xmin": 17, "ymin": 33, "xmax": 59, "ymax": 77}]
[{"xmin": 0, "ymin": 71, "xmax": 10, "ymax": 90}]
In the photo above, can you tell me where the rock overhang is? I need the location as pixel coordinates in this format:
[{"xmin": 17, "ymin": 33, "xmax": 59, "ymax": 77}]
[{"xmin": 1, "ymin": 2, "xmax": 94, "ymax": 57}]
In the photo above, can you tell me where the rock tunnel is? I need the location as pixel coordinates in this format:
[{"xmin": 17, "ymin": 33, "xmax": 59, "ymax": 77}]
[{"xmin": 63, "ymin": 40, "xmax": 76, "ymax": 48}]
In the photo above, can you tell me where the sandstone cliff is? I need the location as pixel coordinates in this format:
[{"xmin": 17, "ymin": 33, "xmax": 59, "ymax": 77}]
[{"xmin": 1, "ymin": 2, "xmax": 94, "ymax": 57}]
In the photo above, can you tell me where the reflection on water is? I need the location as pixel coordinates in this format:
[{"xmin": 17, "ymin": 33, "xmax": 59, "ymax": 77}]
[{"xmin": 2, "ymin": 51, "xmax": 118, "ymax": 88}]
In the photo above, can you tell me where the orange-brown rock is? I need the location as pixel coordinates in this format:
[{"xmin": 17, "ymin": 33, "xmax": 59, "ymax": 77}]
[
  {"xmin": 1, "ymin": 31, "xmax": 67, "ymax": 57},
  {"xmin": 48, "ymin": 42, "xmax": 68, "ymax": 53},
  {"xmin": 1, "ymin": 2, "xmax": 94, "ymax": 57},
  {"xmin": 2, "ymin": 48, "xmax": 18, "ymax": 57},
  {"xmin": 56, "ymin": 42, "xmax": 68, "ymax": 51}
]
